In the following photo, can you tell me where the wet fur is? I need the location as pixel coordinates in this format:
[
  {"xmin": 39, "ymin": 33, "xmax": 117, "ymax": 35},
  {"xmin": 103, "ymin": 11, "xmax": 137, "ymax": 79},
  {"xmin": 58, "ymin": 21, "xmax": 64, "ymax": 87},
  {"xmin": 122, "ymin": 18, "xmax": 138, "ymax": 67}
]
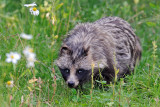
[{"xmin": 56, "ymin": 17, "xmax": 142, "ymax": 88}]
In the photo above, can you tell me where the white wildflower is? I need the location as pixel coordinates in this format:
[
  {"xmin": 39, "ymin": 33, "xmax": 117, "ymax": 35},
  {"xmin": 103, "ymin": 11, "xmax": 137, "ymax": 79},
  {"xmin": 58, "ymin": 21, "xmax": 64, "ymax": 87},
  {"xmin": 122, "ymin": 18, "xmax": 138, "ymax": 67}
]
[
  {"xmin": 6, "ymin": 81, "xmax": 14, "ymax": 88},
  {"xmin": 20, "ymin": 33, "xmax": 33, "ymax": 40},
  {"xmin": 23, "ymin": 46, "xmax": 36, "ymax": 68},
  {"xmin": 107, "ymin": 102, "xmax": 114, "ymax": 107},
  {"xmin": 30, "ymin": 7, "xmax": 39, "ymax": 16},
  {"xmin": 27, "ymin": 61, "xmax": 35, "ymax": 68},
  {"xmin": 6, "ymin": 52, "xmax": 21, "ymax": 64},
  {"xmin": 46, "ymin": 12, "xmax": 50, "ymax": 19},
  {"xmin": 27, "ymin": 53, "xmax": 36, "ymax": 62},
  {"xmin": 24, "ymin": 2, "xmax": 37, "ymax": 7},
  {"xmin": 23, "ymin": 46, "xmax": 34, "ymax": 56},
  {"xmin": 26, "ymin": 53, "xmax": 36, "ymax": 68}
]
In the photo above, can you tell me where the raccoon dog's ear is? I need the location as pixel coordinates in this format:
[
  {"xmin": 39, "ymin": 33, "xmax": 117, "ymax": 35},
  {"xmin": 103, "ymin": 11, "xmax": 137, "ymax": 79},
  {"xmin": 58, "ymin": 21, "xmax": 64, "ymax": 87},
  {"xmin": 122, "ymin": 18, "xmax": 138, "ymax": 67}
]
[{"xmin": 60, "ymin": 45, "xmax": 71, "ymax": 56}]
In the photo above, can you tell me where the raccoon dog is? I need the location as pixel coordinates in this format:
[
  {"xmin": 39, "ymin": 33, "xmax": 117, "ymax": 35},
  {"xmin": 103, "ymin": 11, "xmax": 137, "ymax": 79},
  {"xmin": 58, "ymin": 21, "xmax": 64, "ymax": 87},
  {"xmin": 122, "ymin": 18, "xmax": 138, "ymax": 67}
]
[{"xmin": 56, "ymin": 17, "xmax": 142, "ymax": 88}]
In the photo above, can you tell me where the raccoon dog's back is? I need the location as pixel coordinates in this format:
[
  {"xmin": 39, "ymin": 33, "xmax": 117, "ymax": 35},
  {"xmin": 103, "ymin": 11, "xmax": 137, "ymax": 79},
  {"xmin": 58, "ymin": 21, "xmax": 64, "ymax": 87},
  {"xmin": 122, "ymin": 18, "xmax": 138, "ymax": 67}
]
[{"xmin": 57, "ymin": 17, "xmax": 141, "ymax": 87}]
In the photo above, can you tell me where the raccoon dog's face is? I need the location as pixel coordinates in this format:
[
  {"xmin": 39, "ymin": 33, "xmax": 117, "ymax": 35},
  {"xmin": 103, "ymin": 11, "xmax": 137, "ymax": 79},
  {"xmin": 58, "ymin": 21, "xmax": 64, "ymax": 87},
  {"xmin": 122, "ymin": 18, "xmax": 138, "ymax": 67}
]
[{"xmin": 56, "ymin": 45, "xmax": 92, "ymax": 88}]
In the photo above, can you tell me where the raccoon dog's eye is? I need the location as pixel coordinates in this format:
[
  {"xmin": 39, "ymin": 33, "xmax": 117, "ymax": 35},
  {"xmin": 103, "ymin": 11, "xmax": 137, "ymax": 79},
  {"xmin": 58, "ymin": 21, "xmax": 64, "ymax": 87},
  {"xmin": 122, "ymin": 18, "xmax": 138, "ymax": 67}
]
[
  {"xmin": 77, "ymin": 69, "xmax": 84, "ymax": 74},
  {"xmin": 64, "ymin": 69, "xmax": 70, "ymax": 73}
]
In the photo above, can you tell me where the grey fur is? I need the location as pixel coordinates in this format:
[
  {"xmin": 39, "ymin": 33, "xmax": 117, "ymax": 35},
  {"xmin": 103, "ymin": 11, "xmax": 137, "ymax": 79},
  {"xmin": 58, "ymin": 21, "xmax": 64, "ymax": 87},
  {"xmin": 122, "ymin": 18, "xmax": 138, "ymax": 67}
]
[{"xmin": 56, "ymin": 17, "xmax": 142, "ymax": 88}]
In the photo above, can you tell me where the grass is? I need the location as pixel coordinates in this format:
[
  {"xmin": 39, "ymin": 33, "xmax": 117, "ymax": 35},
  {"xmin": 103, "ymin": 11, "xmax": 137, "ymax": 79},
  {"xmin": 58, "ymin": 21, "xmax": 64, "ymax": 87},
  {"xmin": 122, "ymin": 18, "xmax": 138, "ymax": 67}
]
[{"xmin": 0, "ymin": 0, "xmax": 160, "ymax": 106}]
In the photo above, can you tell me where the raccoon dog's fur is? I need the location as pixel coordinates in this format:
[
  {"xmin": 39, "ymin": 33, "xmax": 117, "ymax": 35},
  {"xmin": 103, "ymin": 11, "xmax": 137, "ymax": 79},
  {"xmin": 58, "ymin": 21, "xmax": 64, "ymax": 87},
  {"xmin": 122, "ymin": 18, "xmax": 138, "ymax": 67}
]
[{"xmin": 56, "ymin": 17, "xmax": 142, "ymax": 88}]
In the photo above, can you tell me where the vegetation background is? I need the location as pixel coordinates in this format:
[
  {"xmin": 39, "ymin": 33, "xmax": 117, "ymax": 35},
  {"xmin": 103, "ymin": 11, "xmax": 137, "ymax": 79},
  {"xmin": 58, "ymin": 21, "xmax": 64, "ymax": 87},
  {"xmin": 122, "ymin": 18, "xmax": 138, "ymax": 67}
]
[{"xmin": 0, "ymin": 0, "xmax": 160, "ymax": 106}]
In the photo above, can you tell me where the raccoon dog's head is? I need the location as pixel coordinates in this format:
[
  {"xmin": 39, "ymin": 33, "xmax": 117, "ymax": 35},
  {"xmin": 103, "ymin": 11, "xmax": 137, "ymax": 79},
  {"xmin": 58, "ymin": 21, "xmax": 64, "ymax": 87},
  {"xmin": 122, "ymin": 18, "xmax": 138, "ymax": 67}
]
[{"xmin": 56, "ymin": 44, "xmax": 93, "ymax": 88}]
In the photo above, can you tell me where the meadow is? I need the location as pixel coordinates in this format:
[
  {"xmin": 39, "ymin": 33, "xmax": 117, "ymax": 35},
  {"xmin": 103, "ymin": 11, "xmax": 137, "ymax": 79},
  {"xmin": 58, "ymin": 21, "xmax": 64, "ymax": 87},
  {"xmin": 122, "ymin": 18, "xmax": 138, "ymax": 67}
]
[{"xmin": 0, "ymin": 0, "xmax": 160, "ymax": 106}]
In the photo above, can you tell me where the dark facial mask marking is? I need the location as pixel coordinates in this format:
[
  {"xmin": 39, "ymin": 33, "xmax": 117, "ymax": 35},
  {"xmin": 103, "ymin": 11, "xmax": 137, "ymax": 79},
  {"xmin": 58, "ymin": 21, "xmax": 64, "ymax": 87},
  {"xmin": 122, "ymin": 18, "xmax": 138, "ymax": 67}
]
[
  {"xmin": 59, "ymin": 68, "xmax": 70, "ymax": 81},
  {"xmin": 76, "ymin": 69, "xmax": 90, "ymax": 84}
]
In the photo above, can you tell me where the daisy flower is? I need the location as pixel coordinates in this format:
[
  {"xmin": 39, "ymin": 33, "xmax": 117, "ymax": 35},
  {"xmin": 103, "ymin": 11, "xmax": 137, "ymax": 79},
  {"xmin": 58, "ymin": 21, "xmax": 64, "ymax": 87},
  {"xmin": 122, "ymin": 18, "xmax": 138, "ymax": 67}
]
[
  {"xmin": 23, "ymin": 46, "xmax": 37, "ymax": 68},
  {"xmin": 26, "ymin": 53, "xmax": 36, "ymax": 68},
  {"xmin": 27, "ymin": 61, "xmax": 35, "ymax": 68},
  {"xmin": 6, "ymin": 52, "xmax": 21, "ymax": 64},
  {"xmin": 23, "ymin": 46, "xmax": 34, "ymax": 56},
  {"xmin": 24, "ymin": 2, "xmax": 37, "ymax": 7},
  {"xmin": 24, "ymin": 2, "xmax": 39, "ymax": 16},
  {"xmin": 20, "ymin": 33, "xmax": 33, "ymax": 40},
  {"xmin": 6, "ymin": 81, "xmax": 14, "ymax": 88},
  {"xmin": 30, "ymin": 7, "xmax": 39, "ymax": 16}
]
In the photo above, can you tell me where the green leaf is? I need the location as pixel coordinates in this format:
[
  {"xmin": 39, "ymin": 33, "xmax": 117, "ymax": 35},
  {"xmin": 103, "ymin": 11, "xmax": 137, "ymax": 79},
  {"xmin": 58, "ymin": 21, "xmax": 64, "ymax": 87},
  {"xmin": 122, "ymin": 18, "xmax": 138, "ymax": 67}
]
[
  {"xmin": 95, "ymin": 80, "xmax": 106, "ymax": 84},
  {"xmin": 71, "ymin": 88, "xmax": 77, "ymax": 95},
  {"xmin": 146, "ymin": 22, "xmax": 156, "ymax": 27},
  {"xmin": 149, "ymin": 3, "xmax": 156, "ymax": 8},
  {"xmin": 55, "ymin": 3, "xmax": 64, "ymax": 10},
  {"xmin": 72, "ymin": 96, "xmax": 78, "ymax": 102}
]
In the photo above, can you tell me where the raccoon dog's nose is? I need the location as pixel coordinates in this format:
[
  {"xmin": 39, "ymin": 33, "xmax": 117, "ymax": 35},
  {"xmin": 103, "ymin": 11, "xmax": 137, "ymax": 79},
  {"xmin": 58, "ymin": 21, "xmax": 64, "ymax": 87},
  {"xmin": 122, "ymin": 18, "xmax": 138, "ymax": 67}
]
[{"xmin": 68, "ymin": 81, "xmax": 75, "ymax": 88}]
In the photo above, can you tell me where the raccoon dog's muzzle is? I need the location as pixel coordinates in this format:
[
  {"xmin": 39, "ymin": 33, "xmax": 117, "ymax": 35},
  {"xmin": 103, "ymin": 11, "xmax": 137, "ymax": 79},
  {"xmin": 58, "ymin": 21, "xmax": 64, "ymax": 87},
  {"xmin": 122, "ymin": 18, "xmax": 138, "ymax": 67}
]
[{"xmin": 66, "ymin": 71, "xmax": 79, "ymax": 88}]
